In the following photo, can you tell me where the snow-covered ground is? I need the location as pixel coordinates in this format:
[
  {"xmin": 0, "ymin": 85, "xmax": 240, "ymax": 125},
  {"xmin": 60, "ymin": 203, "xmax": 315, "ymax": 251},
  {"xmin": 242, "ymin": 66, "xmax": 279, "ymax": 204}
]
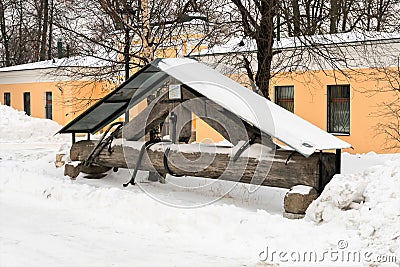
[{"xmin": 0, "ymin": 104, "xmax": 399, "ymax": 266}]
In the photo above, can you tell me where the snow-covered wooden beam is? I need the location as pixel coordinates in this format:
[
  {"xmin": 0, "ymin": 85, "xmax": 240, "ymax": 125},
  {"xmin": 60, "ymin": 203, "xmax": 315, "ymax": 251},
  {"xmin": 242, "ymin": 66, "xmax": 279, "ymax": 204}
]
[{"xmin": 69, "ymin": 140, "xmax": 336, "ymax": 190}]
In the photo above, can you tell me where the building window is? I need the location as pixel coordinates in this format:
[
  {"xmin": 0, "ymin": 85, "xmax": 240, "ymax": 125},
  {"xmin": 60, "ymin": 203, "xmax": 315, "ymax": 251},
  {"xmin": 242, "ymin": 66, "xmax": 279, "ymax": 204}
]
[
  {"xmin": 275, "ymin": 86, "xmax": 294, "ymax": 112},
  {"xmin": 45, "ymin": 92, "xmax": 52, "ymax": 120},
  {"xmin": 327, "ymin": 85, "xmax": 350, "ymax": 134},
  {"xmin": 4, "ymin": 92, "xmax": 10, "ymax": 106},
  {"xmin": 23, "ymin": 92, "xmax": 31, "ymax": 116}
]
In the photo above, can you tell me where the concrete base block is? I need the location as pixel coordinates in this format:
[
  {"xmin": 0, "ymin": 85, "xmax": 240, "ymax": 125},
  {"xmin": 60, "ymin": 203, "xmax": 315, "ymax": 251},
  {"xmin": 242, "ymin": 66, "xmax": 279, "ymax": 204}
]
[
  {"xmin": 284, "ymin": 185, "xmax": 319, "ymax": 215},
  {"xmin": 283, "ymin": 212, "xmax": 305, "ymax": 219}
]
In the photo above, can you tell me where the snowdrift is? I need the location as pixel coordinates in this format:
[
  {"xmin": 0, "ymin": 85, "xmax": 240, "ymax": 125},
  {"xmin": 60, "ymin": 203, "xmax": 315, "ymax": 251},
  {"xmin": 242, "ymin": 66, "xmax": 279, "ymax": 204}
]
[
  {"xmin": 0, "ymin": 104, "xmax": 68, "ymax": 143},
  {"xmin": 1, "ymin": 102, "xmax": 399, "ymax": 265},
  {"xmin": 307, "ymin": 156, "xmax": 400, "ymax": 260}
]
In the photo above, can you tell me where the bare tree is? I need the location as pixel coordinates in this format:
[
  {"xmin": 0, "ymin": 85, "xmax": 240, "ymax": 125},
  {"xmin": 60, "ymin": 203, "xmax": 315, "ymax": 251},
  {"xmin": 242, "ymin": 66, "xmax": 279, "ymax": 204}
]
[
  {"xmin": 45, "ymin": 0, "xmax": 227, "ymax": 114},
  {"xmin": 0, "ymin": 0, "xmax": 11, "ymax": 66},
  {"xmin": 228, "ymin": 0, "xmax": 279, "ymax": 99},
  {"xmin": 0, "ymin": 0, "xmax": 57, "ymax": 66}
]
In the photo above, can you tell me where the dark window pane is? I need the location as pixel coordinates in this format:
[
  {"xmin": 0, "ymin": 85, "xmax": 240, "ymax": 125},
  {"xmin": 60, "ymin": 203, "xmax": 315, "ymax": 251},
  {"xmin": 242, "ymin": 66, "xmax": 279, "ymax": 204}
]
[
  {"xmin": 23, "ymin": 92, "xmax": 31, "ymax": 116},
  {"xmin": 4, "ymin": 92, "xmax": 10, "ymax": 106},
  {"xmin": 45, "ymin": 92, "xmax": 52, "ymax": 120},
  {"xmin": 328, "ymin": 85, "xmax": 350, "ymax": 134},
  {"xmin": 275, "ymin": 86, "xmax": 294, "ymax": 112}
]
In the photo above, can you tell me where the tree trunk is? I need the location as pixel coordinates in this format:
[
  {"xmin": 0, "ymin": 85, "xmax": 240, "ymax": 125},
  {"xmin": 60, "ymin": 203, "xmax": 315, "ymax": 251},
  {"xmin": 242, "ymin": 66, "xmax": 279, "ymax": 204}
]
[
  {"xmin": 141, "ymin": 0, "xmax": 153, "ymax": 64},
  {"xmin": 36, "ymin": 0, "xmax": 43, "ymax": 61},
  {"xmin": 0, "ymin": 0, "xmax": 10, "ymax": 66},
  {"xmin": 329, "ymin": 0, "xmax": 339, "ymax": 33},
  {"xmin": 39, "ymin": 0, "xmax": 49, "ymax": 61},
  {"xmin": 366, "ymin": 0, "xmax": 372, "ymax": 31},
  {"xmin": 341, "ymin": 0, "xmax": 349, "ymax": 32},
  {"xmin": 254, "ymin": 0, "xmax": 276, "ymax": 100},
  {"xmin": 291, "ymin": 0, "xmax": 301, "ymax": 36},
  {"xmin": 17, "ymin": 0, "xmax": 24, "ymax": 64},
  {"xmin": 47, "ymin": 0, "xmax": 53, "ymax": 60}
]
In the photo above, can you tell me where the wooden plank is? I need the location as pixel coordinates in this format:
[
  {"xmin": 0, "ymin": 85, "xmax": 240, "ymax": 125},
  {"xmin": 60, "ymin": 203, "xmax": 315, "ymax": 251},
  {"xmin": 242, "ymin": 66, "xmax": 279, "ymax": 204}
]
[{"xmin": 70, "ymin": 140, "xmax": 336, "ymax": 189}]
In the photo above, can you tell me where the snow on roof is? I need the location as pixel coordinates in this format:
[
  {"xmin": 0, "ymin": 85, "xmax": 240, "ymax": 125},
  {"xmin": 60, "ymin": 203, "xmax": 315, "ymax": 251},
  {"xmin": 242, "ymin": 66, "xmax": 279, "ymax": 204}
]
[
  {"xmin": 156, "ymin": 58, "xmax": 351, "ymax": 156},
  {"xmin": 195, "ymin": 31, "xmax": 400, "ymax": 56},
  {"xmin": 0, "ymin": 56, "xmax": 111, "ymax": 73}
]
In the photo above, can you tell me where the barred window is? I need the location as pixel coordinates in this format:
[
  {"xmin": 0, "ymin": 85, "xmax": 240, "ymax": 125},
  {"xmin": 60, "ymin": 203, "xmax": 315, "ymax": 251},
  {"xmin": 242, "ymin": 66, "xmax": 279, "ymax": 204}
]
[
  {"xmin": 275, "ymin": 86, "xmax": 294, "ymax": 113},
  {"xmin": 327, "ymin": 85, "xmax": 350, "ymax": 134},
  {"xmin": 45, "ymin": 92, "xmax": 52, "ymax": 120}
]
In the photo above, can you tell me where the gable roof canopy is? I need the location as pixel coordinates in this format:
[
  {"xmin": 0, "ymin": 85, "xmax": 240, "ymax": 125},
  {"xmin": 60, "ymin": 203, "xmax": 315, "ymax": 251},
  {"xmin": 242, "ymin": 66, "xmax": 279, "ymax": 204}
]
[{"xmin": 58, "ymin": 58, "xmax": 351, "ymax": 157}]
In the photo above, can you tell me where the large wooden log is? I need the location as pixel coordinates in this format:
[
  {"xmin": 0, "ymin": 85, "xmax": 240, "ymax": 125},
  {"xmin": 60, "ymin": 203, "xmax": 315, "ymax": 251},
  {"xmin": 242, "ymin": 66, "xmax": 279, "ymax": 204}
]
[{"xmin": 70, "ymin": 140, "xmax": 336, "ymax": 190}]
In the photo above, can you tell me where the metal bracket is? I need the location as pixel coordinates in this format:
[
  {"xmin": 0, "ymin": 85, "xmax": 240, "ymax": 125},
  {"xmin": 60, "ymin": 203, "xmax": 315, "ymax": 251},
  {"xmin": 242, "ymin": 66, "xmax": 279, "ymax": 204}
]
[
  {"xmin": 285, "ymin": 151, "xmax": 296, "ymax": 165},
  {"xmin": 84, "ymin": 121, "xmax": 123, "ymax": 167},
  {"xmin": 123, "ymin": 140, "xmax": 162, "ymax": 187},
  {"xmin": 232, "ymin": 134, "xmax": 256, "ymax": 162}
]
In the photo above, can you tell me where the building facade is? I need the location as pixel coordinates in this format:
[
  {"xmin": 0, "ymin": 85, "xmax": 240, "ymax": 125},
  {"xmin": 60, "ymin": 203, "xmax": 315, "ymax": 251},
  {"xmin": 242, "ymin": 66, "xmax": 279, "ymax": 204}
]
[
  {"xmin": 1, "ymin": 33, "xmax": 399, "ymax": 154},
  {"xmin": 194, "ymin": 32, "xmax": 400, "ymax": 154},
  {"xmin": 0, "ymin": 57, "xmax": 113, "ymax": 127}
]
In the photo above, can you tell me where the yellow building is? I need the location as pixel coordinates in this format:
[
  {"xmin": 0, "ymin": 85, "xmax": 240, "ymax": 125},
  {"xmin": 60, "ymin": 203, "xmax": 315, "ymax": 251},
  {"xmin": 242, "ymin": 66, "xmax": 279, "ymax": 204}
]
[
  {"xmin": 269, "ymin": 68, "xmax": 399, "ymax": 154},
  {"xmin": 194, "ymin": 32, "xmax": 400, "ymax": 154},
  {"xmin": 0, "ymin": 57, "xmax": 113, "ymax": 126}
]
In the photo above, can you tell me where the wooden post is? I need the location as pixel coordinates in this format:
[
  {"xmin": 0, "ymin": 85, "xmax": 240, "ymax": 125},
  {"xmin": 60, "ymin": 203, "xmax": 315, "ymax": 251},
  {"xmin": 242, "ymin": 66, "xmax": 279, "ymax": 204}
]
[
  {"xmin": 335, "ymin": 148, "xmax": 341, "ymax": 174},
  {"xmin": 172, "ymin": 105, "xmax": 192, "ymax": 143},
  {"xmin": 125, "ymin": 111, "xmax": 129, "ymax": 123}
]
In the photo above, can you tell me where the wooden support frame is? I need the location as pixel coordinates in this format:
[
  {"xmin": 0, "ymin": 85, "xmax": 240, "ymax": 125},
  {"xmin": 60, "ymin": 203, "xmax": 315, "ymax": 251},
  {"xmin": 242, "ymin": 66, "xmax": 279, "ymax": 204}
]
[
  {"xmin": 64, "ymin": 83, "xmax": 342, "ymax": 193},
  {"xmin": 70, "ymin": 140, "xmax": 338, "ymax": 190}
]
